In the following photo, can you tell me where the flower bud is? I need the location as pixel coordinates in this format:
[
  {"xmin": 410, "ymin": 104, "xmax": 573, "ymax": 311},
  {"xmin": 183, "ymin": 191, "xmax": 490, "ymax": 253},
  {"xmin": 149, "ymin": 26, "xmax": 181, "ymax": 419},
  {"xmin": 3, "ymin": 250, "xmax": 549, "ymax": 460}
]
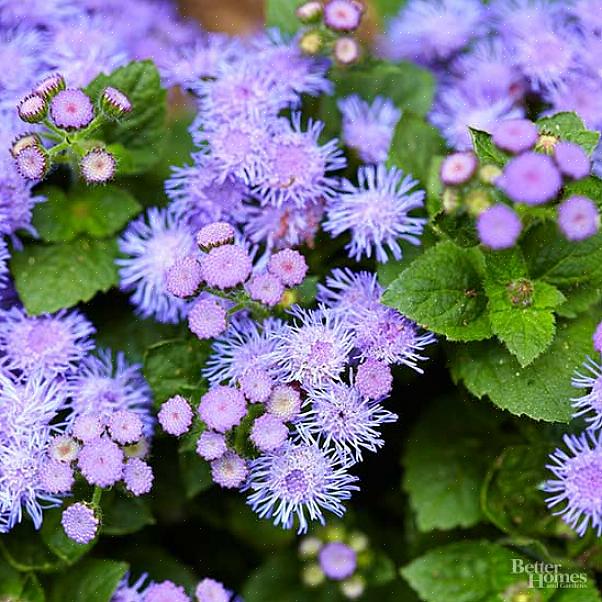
[
  {"xmin": 302, "ymin": 564, "xmax": 325, "ymax": 588},
  {"xmin": 34, "ymin": 73, "xmax": 66, "ymax": 100},
  {"xmin": 296, "ymin": 1, "xmax": 323, "ymax": 23},
  {"xmin": 10, "ymin": 133, "xmax": 42, "ymax": 158},
  {"xmin": 299, "ymin": 29, "xmax": 324, "ymax": 55},
  {"xmin": 324, "ymin": 0, "xmax": 364, "ymax": 32},
  {"xmin": 100, "ymin": 86, "xmax": 132, "ymax": 118},
  {"xmin": 340, "ymin": 575, "xmax": 365, "ymax": 599},
  {"xmin": 15, "ymin": 144, "xmax": 49, "ymax": 181},
  {"xmin": 17, "ymin": 93, "xmax": 47, "ymax": 123},
  {"xmin": 80, "ymin": 147, "xmax": 116, "ymax": 183},
  {"xmin": 334, "ymin": 37, "xmax": 361, "ymax": 65}
]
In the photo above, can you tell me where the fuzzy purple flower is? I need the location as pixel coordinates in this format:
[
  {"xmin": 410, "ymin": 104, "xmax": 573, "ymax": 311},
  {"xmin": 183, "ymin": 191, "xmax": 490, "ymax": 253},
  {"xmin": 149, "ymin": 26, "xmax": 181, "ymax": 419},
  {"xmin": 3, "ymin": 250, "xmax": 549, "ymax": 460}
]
[
  {"xmin": 195, "ymin": 578, "xmax": 231, "ymax": 602},
  {"xmin": 200, "ymin": 244, "xmax": 252, "ymax": 290},
  {"xmin": 250, "ymin": 413, "xmax": 288, "ymax": 452},
  {"xmin": 440, "ymin": 152, "xmax": 478, "ymax": 186},
  {"xmin": 211, "ymin": 451, "xmax": 248, "ymax": 489},
  {"xmin": 166, "ymin": 256, "xmax": 203, "ymax": 298},
  {"xmin": 196, "ymin": 222, "xmax": 235, "ymax": 250},
  {"xmin": 239, "ymin": 369, "xmax": 273, "ymax": 403},
  {"xmin": 246, "ymin": 441, "xmax": 359, "ymax": 533},
  {"xmin": 543, "ymin": 430, "xmax": 602, "ymax": 536},
  {"xmin": 498, "ymin": 152, "xmax": 562, "ymax": 205},
  {"xmin": 80, "ymin": 148, "xmax": 116, "ymax": 183},
  {"xmin": 48, "ymin": 435, "xmax": 79, "ymax": 463},
  {"xmin": 188, "ymin": 297, "xmax": 228, "ymax": 340},
  {"xmin": 334, "ymin": 37, "xmax": 361, "ymax": 65},
  {"xmin": 356, "ymin": 359, "xmax": 393, "ymax": 399},
  {"xmin": 246, "ymin": 273, "xmax": 284, "ymax": 307},
  {"xmin": 266, "ymin": 385, "xmax": 302, "ymax": 421},
  {"xmin": 268, "ymin": 249, "xmax": 308, "ymax": 287},
  {"xmin": 554, "ymin": 142, "xmax": 591, "ymax": 180},
  {"xmin": 50, "ymin": 89, "xmax": 94, "ymax": 130},
  {"xmin": 317, "ymin": 268, "xmax": 382, "ymax": 313},
  {"xmin": 492, "ymin": 119, "xmax": 538, "ymax": 154},
  {"xmin": 196, "ymin": 430, "xmax": 227, "ymax": 461},
  {"xmin": 319, "ymin": 542, "xmax": 357, "ymax": 580},
  {"xmin": 72, "ymin": 414, "xmax": 104, "ymax": 443},
  {"xmin": 325, "ymin": 164, "xmax": 426, "ymax": 263},
  {"xmin": 61, "ymin": 503, "xmax": 98, "ymax": 544},
  {"xmin": 14, "ymin": 145, "xmax": 48, "ymax": 181},
  {"xmin": 144, "ymin": 581, "xmax": 190, "ymax": 602},
  {"xmin": 338, "ymin": 95, "xmax": 400, "ymax": 164},
  {"xmin": 78, "ymin": 436, "xmax": 124, "ymax": 487},
  {"xmin": 158, "ymin": 395, "xmax": 193, "ymax": 437},
  {"xmin": 38, "ymin": 458, "xmax": 74, "ymax": 494},
  {"xmin": 117, "ymin": 208, "xmax": 196, "ymax": 323},
  {"xmin": 108, "ymin": 410, "xmax": 143, "ymax": 445},
  {"xmin": 324, "ymin": 0, "xmax": 363, "ymax": 31},
  {"xmin": 123, "ymin": 458, "xmax": 154, "ymax": 496},
  {"xmin": 572, "ymin": 357, "xmax": 602, "ymax": 431},
  {"xmin": 199, "ymin": 386, "xmax": 247, "ymax": 433},
  {"xmin": 477, "ymin": 204, "xmax": 523, "ymax": 250},
  {"xmin": 557, "ymin": 196, "xmax": 599, "ymax": 241}
]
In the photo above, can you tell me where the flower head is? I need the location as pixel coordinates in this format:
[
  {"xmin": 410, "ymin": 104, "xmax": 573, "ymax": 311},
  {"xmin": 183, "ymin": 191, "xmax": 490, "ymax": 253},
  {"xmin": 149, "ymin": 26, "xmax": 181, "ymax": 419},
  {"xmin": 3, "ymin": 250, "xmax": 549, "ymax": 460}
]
[
  {"xmin": 492, "ymin": 119, "xmax": 538, "ymax": 154},
  {"xmin": 188, "ymin": 297, "xmax": 228, "ymax": 340},
  {"xmin": 334, "ymin": 37, "xmax": 360, "ymax": 65},
  {"xmin": 554, "ymin": 142, "xmax": 591, "ymax": 180},
  {"xmin": 338, "ymin": 95, "xmax": 400, "ymax": 164},
  {"xmin": 38, "ymin": 458, "xmax": 74, "ymax": 494},
  {"xmin": 196, "ymin": 431, "xmax": 227, "ymax": 461},
  {"xmin": 198, "ymin": 386, "xmax": 247, "ymax": 433},
  {"xmin": 269, "ymin": 306, "xmax": 355, "ymax": 387},
  {"xmin": 319, "ymin": 542, "xmax": 357, "ymax": 580},
  {"xmin": 572, "ymin": 357, "xmax": 602, "ymax": 431},
  {"xmin": 355, "ymin": 359, "xmax": 393, "ymax": 399},
  {"xmin": 0, "ymin": 307, "xmax": 94, "ymax": 377},
  {"xmin": 61, "ymin": 503, "xmax": 98, "ymax": 544},
  {"xmin": 200, "ymin": 244, "xmax": 252, "ymax": 290},
  {"xmin": 266, "ymin": 385, "xmax": 302, "ymax": 421},
  {"xmin": 80, "ymin": 148, "xmax": 116, "ymax": 183},
  {"xmin": 239, "ymin": 368, "xmax": 273, "ymax": 403},
  {"xmin": 17, "ymin": 93, "xmax": 46, "ymax": 123},
  {"xmin": 166, "ymin": 256, "xmax": 203, "ymax": 298},
  {"xmin": 196, "ymin": 222, "xmax": 235, "ymax": 250},
  {"xmin": 78, "ymin": 436, "xmax": 124, "ymax": 487},
  {"xmin": 543, "ymin": 430, "xmax": 602, "ymax": 536},
  {"xmin": 246, "ymin": 441, "xmax": 359, "ymax": 533},
  {"xmin": 123, "ymin": 458, "xmax": 154, "ymax": 496},
  {"xmin": 477, "ymin": 204, "xmax": 523, "ymax": 249},
  {"xmin": 246, "ymin": 273, "xmax": 284, "ymax": 307},
  {"xmin": 158, "ymin": 395, "xmax": 193, "ymax": 437},
  {"xmin": 108, "ymin": 410, "xmax": 143, "ymax": 445},
  {"xmin": 33, "ymin": 73, "xmax": 66, "ymax": 100},
  {"xmin": 72, "ymin": 414, "xmax": 104, "ymax": 443},
  {"xmin": 268, "ymin": 249, "xmax": 308, "ymax": 287},
  {"xmin": 325, "ymin": 164, "xmax": 425, "ymax": 263},
  {"xmin": 211, "ymin": 451, "xmax": 248, "ymax": 488},
  {"xmin": 117, "ymin": 208, "xmax": 196, "ymax": 323},
  {"xmin": 14, "ymin": 144, "xmax": 48, "ymax": 180},
  {"xmin": 324, "ymin": 0, "xmax": 364, "ymax": 31},
  {"xmin": 498, "ymin": 152, "xmax": 562, "ymax": 205},
  {"xmin": 250, "ymin": 413, "xmax": 288, "ymax": 452},
  {"xmin": 101, "ymin": 86, "xmax": 132, "ymax": 117},
  {"xmin": 195, "ymin": 578, "xmax": 231, "ymax": 602},
  {"xmin": 557, "ymin": 196, "xmax": 599, "ymax": 241},
  {"xmin": 317, "ymin": 268, "xmax": 382, "ymax": 313},
  {"xmin": 440, "ymin": 152, "xmax": 478, "ymax": 186},
  {"xmin": 144, "ymin": 581, "xmax": 190, "ymax": 602},
  {"xmin": 50, "ymin": 89, "xmax": 94, "ymax": 130}
]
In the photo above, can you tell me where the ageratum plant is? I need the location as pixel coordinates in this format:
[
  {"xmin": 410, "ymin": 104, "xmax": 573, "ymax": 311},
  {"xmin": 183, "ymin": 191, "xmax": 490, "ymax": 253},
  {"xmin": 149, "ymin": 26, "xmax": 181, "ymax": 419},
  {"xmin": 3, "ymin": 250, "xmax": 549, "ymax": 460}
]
[{"xmin": 1, "ymin": 0, "xmax": 602, "ymax": 600}]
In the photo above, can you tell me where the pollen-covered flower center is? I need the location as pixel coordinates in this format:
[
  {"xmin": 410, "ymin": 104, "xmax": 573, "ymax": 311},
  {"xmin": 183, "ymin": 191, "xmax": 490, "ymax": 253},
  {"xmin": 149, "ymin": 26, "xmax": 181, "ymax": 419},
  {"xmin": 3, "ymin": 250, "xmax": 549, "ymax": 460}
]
[
  {"xmin": 271, "ymin": 142, "xmax": 321, "ymax": 187},
  {"xmin": 284, "ymin": 468, "xmax": 310, "ymax": 498},
  {"xmin": 26, "ymin": 320, "xmax": 66, "ymax": 355},
  {"xmin": 309, "ymin": 340, "xmax": 334, "ymax": 364}
]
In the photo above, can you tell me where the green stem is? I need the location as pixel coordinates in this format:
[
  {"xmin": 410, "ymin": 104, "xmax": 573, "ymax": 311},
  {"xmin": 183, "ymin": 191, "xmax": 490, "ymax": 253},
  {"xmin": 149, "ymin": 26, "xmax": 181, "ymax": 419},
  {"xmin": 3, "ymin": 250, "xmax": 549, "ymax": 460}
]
[
  {"xmin": 42, "ymin": 118, "xmax": 66, "ymax": 138},
  {"xmin": 91, "ymin": 486, "xmax": 103, "ymax": 508}
]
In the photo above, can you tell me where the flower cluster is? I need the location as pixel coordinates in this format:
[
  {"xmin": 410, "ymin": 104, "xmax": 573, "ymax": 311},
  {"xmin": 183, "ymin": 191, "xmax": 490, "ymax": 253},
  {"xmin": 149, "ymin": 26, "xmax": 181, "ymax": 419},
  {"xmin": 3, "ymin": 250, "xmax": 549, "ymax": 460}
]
[
  {"xmin": 543, "ymin": 321, "xmax": 602, "ymax": 536},
  {"xmin": 438, "ymin": 117, "xmax": 599, "ymax": 250}
]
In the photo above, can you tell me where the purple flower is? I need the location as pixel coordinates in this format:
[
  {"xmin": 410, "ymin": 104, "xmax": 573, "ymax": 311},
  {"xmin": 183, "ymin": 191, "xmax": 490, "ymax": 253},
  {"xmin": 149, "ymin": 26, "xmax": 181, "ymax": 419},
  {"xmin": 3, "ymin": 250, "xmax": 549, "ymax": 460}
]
[
  {"xmin": 268, "ymin": 249, "xmax": 308, "ymax": 287},
  {"xmin": 498, "ymin": 152, "xmax": 562, "ymax": 205},
  {"xmin": 108, "ymin": 409, "xmax": 143, "ymax": 445},
  {"xmin": 594, "ymin": 322, "xmax": 602, "ymax": 354},
  {"xmin": 380, "ymin": 0, "xmax": 484, "ymax": 65},
  {"xmin": 200, "ymin": 244, "xmax": 252, "ymax": 290},
  {"xmin": 123, "ymin": 458, "xmax": 154, "ymax": 496},
  {"xmin": 572, "ymin": 357, "xmax": 602, "ymax": 431},
  {"xmin": 80, "ymin": 148, "xmax": 116, "ymax": 183},
  {"xmin": 430, "ymin": 87, "xmax": 523, "ymax": 151},
  {"xmin": 296, "ymin": 381, "xmax": 397, "ymax": 462},
  {"xmin": 324, "ymin": 0, "xmax": 363, "ymax": 31},
  {"xmin": 239, "ymin": 369, "xmax": 273, "ymax": 403},
  {"xmin": 117, "ymin": 208, "xmax": 196, "ymax": 323},
  {"xmin": 61, "ymin": 503, "xmax": 99, "ymax": 545},
  {"xmin": 166, "ymin": 256, "xmax": 203, "ymax": 298},
  {"xmin": 325, "ymin": 164, "xmax": 426, "ymax": 263},
  {"xmin": 72, "ymin": 414, "xmax": 104, "ymax": 443},
  {"xmin": 319, "ymin": 542, "xmax": 357, "ymax": 581},
  {"xmin": 188, "ymin": 297, "xmax": 228, "ymax": 340},
  {"xmin": 203, "ymin": 316, "xmax": 284, "ymax": 386},
  {"xmin": 356, "ymin": 359, "xmax": 393, "ymax": 399},
  {"xmin": 253, "ymin": 114, "xmax": 346, "ymax": 207},
  {"xmin": 111, "ymin": 573, "xmax": 149, "ymax": 602},
  {"xmin": 547, "ymin": 76, "xmax": 602, "ymax": 130},
  {"xmin": 333, "ymin": 37, "xmax": 360, "ymax": 66},
  {"xmin": 198, "ymin": 386, "xmax": 247, "ymax": 433},
  {"xmin": 17, "ymin": 93, "xmax": 46, "ymax": 124},
  {"xmin": 266, "ymin": 385, "xmax": 302, "ymax": 421},
  {"xmin": 352, "ymin": 304, "xmax": 436, "ymax": 372},
  {"xmin": 158, "ymin": 395, "xmax": 193, "ymax": 437},
  {"xmin": 250, "ymin": 413, "xmax": 288, "ymax": 452},
  {"xmin": 195, "ymin": 578, "xmax": 231, "ymax": 602},
  {"xmin": 0, "ymin": 307, "xmax": 94, "ymax": 377},
  {"xmin": 571, "ymin": 0, "xmax": 602, "ymax": 34},
  {"xmin": 0, "ymin": 237, "xmax": 9, "ymax": 290},
  {"xmin": 38, "ymin": 458, "xmax": 74, "ymax": 494},
  {"xmin": 338, "ymin": 95, "xmax": 400, "ymax": 164},
  {"xmin": 317, "ymin": 268, "xmax": 382, "ymax": 313},
  {"xmin": 78, "ymin": 436, "xmax": 124, "ymax": 487},
  {"xmin": 165, "ymin": 153, "xmax": 247, "ymax": 231},
  {"xmin": 144, "ymin": 581, "xmax": 190, "ymax": 602},
  {"xmin": 48, "ymin": 435, "xmax": 79, "ymax": 463},
  {"xmin": 477, "ymin": 204, "xmax": 523, "ymax": 250},
  {"xmin": 33, "ymin": 73, "xmax": 66, "ymax": 100},
  {"xmin": 196, "ymin": 430, "xmax": 227, "ymax": 461},
  {"xmin": 269, "ymin": 306, "xmax": 355, "ymax": 387},
  {"xmin": 245, "ymin": 441, "xmax": 359, "ymax": 533},
  {"xmin": 554, "ymin": 142, "xmax": 591, "ymax": 180},
  {"xmin": 557, "ymin": 196, "xmax": 599, "ymax": 241},
  {"xmin": 68, "ymin": 350, "xmax": 154, "ymax": 437},
  {"xmin": 14, "ymin": 144, "xmax": 48, "ymax": 181},
  {"xmin": 50, "ymin": 89, "xmax": 94, "ymax": 130},
  {"xmin": 440, "ymin": 152, "xmax": 478, "ymax": 186},
  {"xmin": 543, "ymin": 430, "xmax": 602, "ymax": 536},
  {"xmin": 211, "ymin": 451, "xmax": 248, "ymax": 489},
  {"xmin": 196, "ymin": 222, "xmax": 236, "ymax": 250},
  {"xmin": 101, "ymin": 86, "xmax": 132, "ymax": 117},
  {"xmin": 492, "ymin": 119, "xmax": 538, "ymax": 154},
  {"xmin": 246, "ymin": 273, "xmax": 284, "ymax": 307}
]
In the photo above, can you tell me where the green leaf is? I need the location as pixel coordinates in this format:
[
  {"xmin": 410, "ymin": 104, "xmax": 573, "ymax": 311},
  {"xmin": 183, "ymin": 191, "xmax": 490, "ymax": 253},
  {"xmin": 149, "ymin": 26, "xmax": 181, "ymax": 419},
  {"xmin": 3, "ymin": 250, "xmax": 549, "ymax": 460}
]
[
  {"xmin": 86, "ymin": 61, "xmax": 167, "ymax": 174},
  {"xmin": 178, "ymin": 452, "xmax": 213, "ymax": 499},
  {"xmin": 40, "ymin": 508, "xmax": 94, "ymax": 565},
  {"xmin": 101, "ymin": 490, "xmax": 156, "ymax": 536},
  {"xmin": 388, "ymin": 112, "xmax": 447, "ymax": 184},
  {"xmin": 403, "ymin": 397, "xmax": 509, "ymax": 532},
  {"xmin": 481, "ymin": 445, "xmax": 561, "ymax": 538},
  {"xmin": 564, "ymin": 175, "xmax": 602, "ymax": 206},
  {"xmin": 401, "ymin": 541, "xmax": 548, "ymax": 602},
  {"xmin": 551, "ymin": 585, "xmax": 602, "ymax": 602},
  {"xmin": 332, "ymin": 61, "xmax": 436, "ymax": 117},
  {"xmin": 425, "ymin": 156, "xmax": 444, "ymax": 218},
  {"xmin": 483, "ymin": 249, "xmax": 565, "ymax": 366},
  {"xmin": 537, "ymin": 112, "xmax": 600, "ymax": 155},
  {"xmin": 32, "ymin": 185, "xmax": 141, "ymax": 243},
  {"xmin": 372, "ymin": 0, "xmax": 406, "ymax": 20},
  {"xmin": 265, "ymin": 0, "xmax": 301, "ymax": 34},
  {"xmin": 469, "ymin": 128, "xmax": 509, "ymax": 167},
  {"xmin": 0, "ymin": 522, "xmax": 64, "ymax": 572},
  {"xmin": 0, "ymin": 569, "xmax": 45, "ymax": 602},
  {"xmin": 49, "ymin": 559, "xmax": 128, "ymax": 602},
  {"xmin": 20, "ymin": 574, "xmax": 46, "ymax": 602},
  {"xmin": 382, "ymin": 241, "xmax": 492, "ymax": 341},
  {"xmin": 11, "ymin": 238, "xmax": 119, "ymax": 315},
  {"xmin": 143, "ymin": 337, "xmax": 211, "ymax": 408},
  {"xmin": 449, "ymin": 312, "xmax": 597, "ymax": 422}
]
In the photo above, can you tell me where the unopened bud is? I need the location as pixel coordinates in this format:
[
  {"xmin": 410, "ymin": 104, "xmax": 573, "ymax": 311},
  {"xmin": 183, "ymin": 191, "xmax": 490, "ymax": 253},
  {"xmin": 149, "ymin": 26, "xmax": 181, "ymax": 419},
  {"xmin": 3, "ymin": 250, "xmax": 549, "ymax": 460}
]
[
  {"xmin": 334, "ymin": 36, "xmax": 360, "ymax": 65},
  {"xmin": 296, "ymin": 1, "xmax": 322, "ymax": 23},
  {"xmin": 18, "ymin": 93, "xmax": 47, "ymax": 123}
]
